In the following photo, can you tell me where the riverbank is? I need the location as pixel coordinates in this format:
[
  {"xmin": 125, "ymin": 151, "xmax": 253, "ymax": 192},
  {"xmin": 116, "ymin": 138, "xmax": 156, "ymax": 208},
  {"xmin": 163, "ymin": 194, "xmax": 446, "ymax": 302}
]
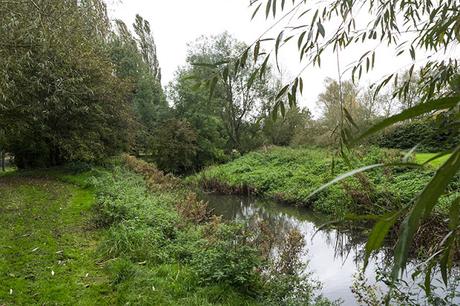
[
  {"xmin": 192, "ymin": 147, "xmax": 458, "ymax": 218},
  {"xmin": 0, "ymin": 157, "xmax": 338, "ymax": 305}
]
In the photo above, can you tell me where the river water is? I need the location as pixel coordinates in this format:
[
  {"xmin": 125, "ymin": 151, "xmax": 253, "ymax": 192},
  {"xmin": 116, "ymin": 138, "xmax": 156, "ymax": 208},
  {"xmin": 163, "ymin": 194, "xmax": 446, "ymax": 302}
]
[{"xmin": 200, "ymin": 193, "xmax": 460, "ymax": 305}]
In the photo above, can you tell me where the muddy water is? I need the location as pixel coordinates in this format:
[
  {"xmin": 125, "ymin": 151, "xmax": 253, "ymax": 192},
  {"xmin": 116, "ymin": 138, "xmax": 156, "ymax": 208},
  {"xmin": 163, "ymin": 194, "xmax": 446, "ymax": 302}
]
[{"xmin": 200, "ymin": 193, "xmax": 460, "ymax": 305}]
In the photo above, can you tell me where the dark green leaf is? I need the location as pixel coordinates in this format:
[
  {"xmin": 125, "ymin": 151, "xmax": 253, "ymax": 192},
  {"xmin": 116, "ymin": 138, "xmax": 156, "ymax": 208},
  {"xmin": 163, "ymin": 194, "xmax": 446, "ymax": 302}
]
[
  {"xmin": 364, "ymin": 211, "xmax": 400, "ymax": 270},
  {"xmin": 392, "ymin": 146, "xmax": 460, "ymax": 278},
  {"xmin": 266, "ymin": 0, "xmax": 272, "ymax": 19},
  {"xmin": 317, "ymin": 22, "xmax": 325, "ymax": 37},
  {"xmin": 251, "ymin": 3, "xmax": 262, "ymax": 20},
  {"xmin": 276, "ymin": 84, "xmax": 289, "ymax": 101}
]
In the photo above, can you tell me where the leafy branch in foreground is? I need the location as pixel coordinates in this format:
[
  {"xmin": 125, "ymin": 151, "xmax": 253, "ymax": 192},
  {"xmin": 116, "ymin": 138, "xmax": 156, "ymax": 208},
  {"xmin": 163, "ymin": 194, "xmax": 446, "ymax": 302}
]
[
  {"xmin": 246, "ymin": 0, "xmax": 460, "ymax": 283},
  {"xmin": 194, "ymin": 0, "xmax": 459, "ymax": 287},
  {"xmin": 195, "ymin": 0, "xmax": 460, "ymax": 290}
]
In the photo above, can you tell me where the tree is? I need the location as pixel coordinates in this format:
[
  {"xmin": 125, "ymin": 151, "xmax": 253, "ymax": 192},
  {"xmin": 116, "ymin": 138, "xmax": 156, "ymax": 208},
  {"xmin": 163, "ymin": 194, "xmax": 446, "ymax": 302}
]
[
  {"xmin": 262, "ymin": 107, "xmax": 312, "ymax": 146},
  {"xmin": 0, "ymin": 0, "xmax": 133, "ymax": 168},
  {"xmin": 317, "ymin": 78, "xmax": 363, "ymax": 131},
  {"xmin": 152, "ymin": 119, "xmax": 198, "ymax": 174},
  {"xmin": 169, "ymin": 68, "xmax": 228, "ymax": 169},
  {"xmin": 133, "ymin": 15, "xmax": 162, "ymax": 83},
  {"xmin": 188, "ymin": 32, "xmax": 276, "ymax": 152},
  {"xmin": 110, "ymin": 18, "xmax": 167, "ymax": 155},
  {"xmin": 360, "ymin": 86, "xmax": 399, "ymax": 119}
]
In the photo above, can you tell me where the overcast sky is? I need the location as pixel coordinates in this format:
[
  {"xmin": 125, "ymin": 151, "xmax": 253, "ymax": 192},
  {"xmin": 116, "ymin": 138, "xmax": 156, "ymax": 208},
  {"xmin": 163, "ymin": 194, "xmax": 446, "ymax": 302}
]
[{"xmin": 106, "ymin": 0, "xmax": 434, "ymax": 115}]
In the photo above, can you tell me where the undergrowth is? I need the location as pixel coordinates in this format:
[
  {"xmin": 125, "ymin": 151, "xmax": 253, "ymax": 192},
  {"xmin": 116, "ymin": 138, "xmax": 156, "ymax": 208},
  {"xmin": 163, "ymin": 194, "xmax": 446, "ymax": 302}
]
[
  {"xmin": 191, "ymin": 147, "xmax": 459, "ymax": 218},
  {"xmin": 91, "ymin": 155, "xmax": 338, "ymax": 305}
]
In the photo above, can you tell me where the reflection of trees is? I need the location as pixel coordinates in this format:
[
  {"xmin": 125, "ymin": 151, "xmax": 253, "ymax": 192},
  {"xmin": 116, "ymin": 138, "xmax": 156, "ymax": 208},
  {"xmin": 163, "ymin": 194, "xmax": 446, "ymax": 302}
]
[
  {"xmin": 204, "ymin": 193, "xmax": 460, "ymax": 304},
  {"xmin": 352, "ymin": 259, "xmax": 460, "ymax": 305},
  {"xmin": 205, "ymin": 194, "xmax": 373, "ymax": 266}
]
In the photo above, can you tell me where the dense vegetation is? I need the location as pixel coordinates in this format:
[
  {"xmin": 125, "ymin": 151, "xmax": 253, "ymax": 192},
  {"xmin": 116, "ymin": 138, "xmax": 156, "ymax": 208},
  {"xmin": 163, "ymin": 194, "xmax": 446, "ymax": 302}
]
[
  {"xmin": 0, "ymin": 1, "xmax": 166, "ymax": 168},
  {"xmin": 1, "ymin": 0, "xmax": 459, "ymax": 303},
  {"xmin": 0, "ymin": 158, "xmax": 339, "ymax": 305},
  {"xmin": 193, "ymin": 147, "xmax": 458, "ymax": 218}
]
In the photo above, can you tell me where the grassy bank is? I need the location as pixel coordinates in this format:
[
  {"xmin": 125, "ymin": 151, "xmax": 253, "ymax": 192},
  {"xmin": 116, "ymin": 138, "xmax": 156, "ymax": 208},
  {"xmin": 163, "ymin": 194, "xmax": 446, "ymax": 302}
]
[
  {"xmin": 1, "ymin": 158, "xmax": 338, "ymax": 305},
  {"xmin": 93, "ymin": 155, "xmax": 338, "ymax": 305},
  {"xmin": 192, "ymin": 147, "xmax": 458, "ymax": 217}
]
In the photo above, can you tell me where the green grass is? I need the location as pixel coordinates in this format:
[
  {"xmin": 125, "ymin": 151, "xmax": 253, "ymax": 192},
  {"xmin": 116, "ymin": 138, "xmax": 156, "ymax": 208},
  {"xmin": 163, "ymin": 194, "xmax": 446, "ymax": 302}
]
[
  {"xmin": 0, "ymin": 161, "xmax": 340, "ymax": 305},
  {"xmin": 192, "ymin": 147, "xmax": 458, "ymax": 217},
  {"xmin": 414, "ymin": 153, "xmax": 451, "ymax": 168},
  {"xmin": 0, "ymin": 172, "xmax": 114, "ymax": 305},
  {"xmin": 0, "ymin": 166, "xmax": 17, "ymax": 177}
]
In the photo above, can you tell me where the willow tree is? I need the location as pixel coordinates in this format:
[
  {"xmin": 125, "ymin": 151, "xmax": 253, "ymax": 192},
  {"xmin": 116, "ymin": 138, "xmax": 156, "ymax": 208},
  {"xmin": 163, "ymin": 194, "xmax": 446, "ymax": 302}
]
[
  {"xmin": 200, "ymin": 0, "xmax": 459, "ymax": 290},
  {"xmin": 0, "ymin": 0, "xmax": 133, "ymax": 167},
  {"xmin": 111, "ymin": 17, "xmax": 167, "ymax": 155}
]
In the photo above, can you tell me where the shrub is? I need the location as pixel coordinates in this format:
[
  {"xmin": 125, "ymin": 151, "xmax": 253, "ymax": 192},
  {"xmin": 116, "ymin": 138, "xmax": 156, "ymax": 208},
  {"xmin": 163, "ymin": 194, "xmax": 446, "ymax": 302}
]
[
  {"xmin": 151, "ymin": 118, "xmax": 198, "ymax": 174},
  {"xmin": 191, "ymin": 223, "xmax": 262, "ymax": 291},
  {"xmin": 374, "ymin": 116, "xmax": 460, "ymax": 152},
  {"xmin": 121, "ymin": 154, "xmax": 180, "ymax": 190},
  {"xmin": 90, "ymin": 159, "xmax": 337, "ymax": 304},
  {"xmin": 91, "ymin": 169, "xmax": 147, "ymax": 227},
  {"xmin": 98, "ymin": 220, "xmax": 169, "ymax": 263},
  {"xmin": 176, "ymin": 193, "xmax": 212, "ymax": 225},
  {"xmin": 193, "ymin": 146, "xmax": 451, "ymax": 219}
]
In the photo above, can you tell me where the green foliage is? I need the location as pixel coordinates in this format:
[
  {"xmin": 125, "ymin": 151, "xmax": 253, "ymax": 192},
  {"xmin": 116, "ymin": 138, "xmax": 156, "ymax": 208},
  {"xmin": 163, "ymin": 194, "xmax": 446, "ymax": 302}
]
[
  {"xmin": 191, "ymin": 223, "xmax": 261, "ymax": 291},
  {"xmin": 151, "ymin": 118, "xmax": 199, "ymax": 174},
  {"xmin": 375, "ymin": 116, "xmax": 460, "ymax": 153},
  {"xmin": 262, "ymin": 107, "xmax": 312, "ymax": 146},
  {"xmin": 169, "ymin": 68, "xmax": 228, "ymax": 169},
  {"xmin": 238, "ymin": 0, "xmax": 460, "ymax": 281},
  {"xmin": 90, "ymin": 157, "xmax": 335, "ymax": 305},
  {"xmin": 194, "ymin": 147, "xmax": 457, "ymax": 218},
  {"xmin": 0, "ymin": 0, "xmax": 132, "ymax": 168},
  {"xmin": 110, "ymin": 17, "xmax": 168, "ymax": 155},
  {"xmin": 175, "ymin": 32, "xmax": 277, "ymax": 153}
]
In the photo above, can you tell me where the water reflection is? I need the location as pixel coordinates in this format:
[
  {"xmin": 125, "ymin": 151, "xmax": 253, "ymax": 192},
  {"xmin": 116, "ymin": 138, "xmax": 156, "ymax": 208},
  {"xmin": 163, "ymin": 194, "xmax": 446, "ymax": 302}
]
[{"xmin": 201, "ymin": 193, "xmax": 460, "ymax": 306}]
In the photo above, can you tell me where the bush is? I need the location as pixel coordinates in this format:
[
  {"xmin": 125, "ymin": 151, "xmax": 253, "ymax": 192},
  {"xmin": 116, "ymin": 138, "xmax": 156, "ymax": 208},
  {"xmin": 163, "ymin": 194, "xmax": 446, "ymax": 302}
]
[
  {"xmin": 191, "ymin": 223, "xmax": 262, "ymax": 291},
  {"xmin": 374, "ymin": 116, "xmax": 460, "ymax": 152},
  {"xmin": 98, "ymin": 220, "xmax": 170, "ymax": 263},
  {"xmin": 152, "ymin": 118, "xmax": 198, "ymax": 174},
  {"xmin": 194, "ymin": 146, "xmax": 450, "ymax": 217}
]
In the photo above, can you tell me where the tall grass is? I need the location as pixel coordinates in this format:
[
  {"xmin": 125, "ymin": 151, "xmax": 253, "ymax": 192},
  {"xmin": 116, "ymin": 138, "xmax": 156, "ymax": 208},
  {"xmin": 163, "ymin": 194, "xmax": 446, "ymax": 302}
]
[{"xmin": 90, "ymin": 155, "xmax": 338, "ymax": 305}]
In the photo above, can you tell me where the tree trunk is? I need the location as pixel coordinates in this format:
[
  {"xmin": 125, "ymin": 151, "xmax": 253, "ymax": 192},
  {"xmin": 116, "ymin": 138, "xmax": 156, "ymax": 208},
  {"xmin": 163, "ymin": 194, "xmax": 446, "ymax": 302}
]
[{"xmin": 1, "ymin": 150, "xmax": 5, "ymax": 171}]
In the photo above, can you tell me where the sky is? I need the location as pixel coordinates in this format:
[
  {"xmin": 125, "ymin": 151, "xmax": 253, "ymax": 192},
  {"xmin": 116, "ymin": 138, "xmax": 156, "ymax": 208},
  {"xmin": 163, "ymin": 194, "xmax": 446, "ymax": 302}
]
[{"xmin": 106, "ymin": 0, "xmax": 433, "ymax": 115}]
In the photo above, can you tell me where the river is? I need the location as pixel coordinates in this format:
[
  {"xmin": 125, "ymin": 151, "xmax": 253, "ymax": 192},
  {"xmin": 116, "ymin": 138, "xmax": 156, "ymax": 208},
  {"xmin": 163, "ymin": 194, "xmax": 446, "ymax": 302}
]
[{"xmin": 200, "ymin": 193, "xmax": 460, "ymax": 305}]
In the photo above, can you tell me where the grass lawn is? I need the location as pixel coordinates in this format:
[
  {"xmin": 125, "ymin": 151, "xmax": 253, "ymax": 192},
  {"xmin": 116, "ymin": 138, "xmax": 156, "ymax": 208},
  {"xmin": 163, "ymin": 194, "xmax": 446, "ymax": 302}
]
[
  {"xmin": 414, "ymin": 153, "xmax": 451, "ymax": 168},
  {"xmin": 0, "ymin": 171, "xmax": 114, "ymax": 305}
]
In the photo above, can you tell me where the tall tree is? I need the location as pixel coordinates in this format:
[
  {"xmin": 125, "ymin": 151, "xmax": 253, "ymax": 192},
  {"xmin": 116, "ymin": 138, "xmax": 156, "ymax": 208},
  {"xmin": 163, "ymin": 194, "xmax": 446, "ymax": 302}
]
[
  {"xmin": 187, "ymin": 32, "xmax": 275, "ymax": 151},
  {"xmin": 133, "ymin": 14, "xmax": 162, "ymax": 83},
  {"xmin": 317, "ymin": 78, "xmax": 363, "ymax": 131},
  {"xmin": 110, "ymin": 18, "xmax": 167, "ymax": 155},
  {"xmin": 0, "ymin": 0, "xmax": 133, "ymax": 167},
  {"xmin": 169, "ymin": 67, "xmax": 228, "ymax": 169}
]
